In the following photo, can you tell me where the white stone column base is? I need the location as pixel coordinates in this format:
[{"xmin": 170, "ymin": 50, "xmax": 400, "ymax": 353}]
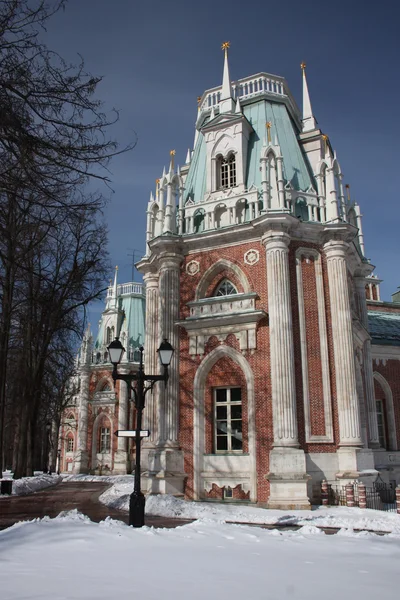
[
  {"xmin": 72, "ymin": 451, "xmax": 89, "ymax": 474},
  {"xmin": 266, "ymin": 448, "xmax": 311, "ymax": 509},
  {"xmin": 336, "ymin": 448, "xmax": 378, "ymax": 485},
  {"xmin": 142, "ymin": 448, "xmax": 186, "ymax": 496},
  {"xmin": 113, "ymin": 451, "xmax": 129, "ymax": 475}
]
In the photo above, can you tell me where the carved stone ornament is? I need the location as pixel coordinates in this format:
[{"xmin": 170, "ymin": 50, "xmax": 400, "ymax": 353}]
[
  {"xmin": 244, "ymin": 249, "xmax": 259, "ymax": 266},
  {"xmin": 186, "ymin": 260, "xmax": 200, "ymax": 276}
]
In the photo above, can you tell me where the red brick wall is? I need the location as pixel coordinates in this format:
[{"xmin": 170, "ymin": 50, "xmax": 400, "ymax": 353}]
[{"xmin": 179, "ymin": 238, "xmax": 349, "ymax": 503}]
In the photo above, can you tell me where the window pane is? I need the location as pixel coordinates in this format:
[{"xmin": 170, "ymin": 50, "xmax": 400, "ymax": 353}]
[
  {"xmin": 231, "ymin": 404, "xmax": 242, "ymax": 420},
  {"xmin": 216, "ymin": 389, "xmax": 227, "ymax": 403},
  {"xmin": 231, "ymin": 420, "xmax": 242, "ymax": 434},
  {"xmin": 216, "ymin": 436, "xmax": 228, "ymax": 450},
  {"xmin": 216, "ymin": 406, "xmax": 227, "ymax": 420},
  {"xmin": 230, "ymin": 388, "xmax": 241, "ymax": 403},
  {"xmin": 216, "ymin": 421, "xmax": 228, "ymax": 435},
  {"xmin": 232, "ymin": 436, "xmax": 243, "ymax": 450}
]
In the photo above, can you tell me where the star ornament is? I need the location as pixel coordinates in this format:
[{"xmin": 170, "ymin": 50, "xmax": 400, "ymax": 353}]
[{"xmin": 221, "ymin": 41, "xmax": 230, "ymax": 51}]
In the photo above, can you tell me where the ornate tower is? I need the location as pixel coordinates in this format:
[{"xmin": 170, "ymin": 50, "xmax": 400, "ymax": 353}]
[{"xmin": 138, "ymin": 46, "xmax": 379, "ymax": 507}]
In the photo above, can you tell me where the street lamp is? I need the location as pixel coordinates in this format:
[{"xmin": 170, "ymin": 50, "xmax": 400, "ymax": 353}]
[
  {"xmin": 43, "ymin": 422, "xmax": 51, "ymax": 474},
  {"xmin": 107, "ymin": 337, "xmax": 174, "ymax": 527}
]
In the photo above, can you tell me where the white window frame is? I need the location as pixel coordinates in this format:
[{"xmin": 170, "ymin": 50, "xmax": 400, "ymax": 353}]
[
  {"xmin": 99, "ymin": 427, "xmax": 111, "ymax": 453},
  {"xmin": 214, "ymin": 387, "xmax": 243, "ymax": 453},
  {"xmin": 215, "ymin": 279, "xmax": 238, "ymax": 297},
  {"xmin": 376, "ymin": 399, "xmax": 387, "ymax": 449},
  {"xmin": 66, "ymin": 437, "xmax": 74, "ymax": 453},
  {"xmin": 218, "ymin": 154, "xmax": 237, "ymax": 190}
]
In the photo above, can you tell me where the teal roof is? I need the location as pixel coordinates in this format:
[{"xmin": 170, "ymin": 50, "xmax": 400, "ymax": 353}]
[
  {"xmin": 184, "ymin": 98, "xmax": 314, "ymax": 205},
  {"xmin": 368, "ymin": 311, "xmax": 400, "ymax": 346},
  {"xmin": 96, "ymin": 290, "xmax": 145, "ymax": 349}
]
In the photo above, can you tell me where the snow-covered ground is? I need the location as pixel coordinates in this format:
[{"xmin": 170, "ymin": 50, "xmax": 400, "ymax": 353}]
[
  {"xmin": 0, "ymin": 510, "xmax": 399, "ymax": 600},
  {"xmin": 98, "ymin": 478, "xmax": 400, "ymax": 534},
  {"xmin": 0, "ymin": 473, "xmax": 61, "ymax": 496}
]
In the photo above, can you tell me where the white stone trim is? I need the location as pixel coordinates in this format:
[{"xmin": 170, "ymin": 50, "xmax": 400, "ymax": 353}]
[
  {"xmin": 373, "ymin": 372, "xmax": 398, "ymax": 451},
  {"xmin": 295, "ymin": 248, "xmax": 333, "ymax": 442},
  {"xmin": 244, "ymin": 249, "xmax": 259, "ymax": 265},
  {"xmin": 186, "ymin": 260, "xmax": 200, "ymax": 276},
  {"xmin": 372, "ymin": 345, "xmax": 400, "ymax": 362},
  {"xmin": 192, "ymin": 346, "xmax": 256, "ymax": 501},
  {"xmin": 195, "ymin": 258, "xmax": 251, "ymax": 300}
]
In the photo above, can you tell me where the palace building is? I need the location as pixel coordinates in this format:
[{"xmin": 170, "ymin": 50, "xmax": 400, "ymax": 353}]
[{"xmin": 62, "ymin": 46, "xmax": 400, "ymax": 508}]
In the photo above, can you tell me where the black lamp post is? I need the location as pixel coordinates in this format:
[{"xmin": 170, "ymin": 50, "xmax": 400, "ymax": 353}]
[{"xmin": 107, "ymin": 337, "xmax": 174, "ymax": 527}]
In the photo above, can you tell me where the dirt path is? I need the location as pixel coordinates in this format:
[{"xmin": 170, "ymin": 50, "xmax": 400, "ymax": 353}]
[{"xmin": 0, "ymin": 481, "xmax": 193, "ymax": 530}]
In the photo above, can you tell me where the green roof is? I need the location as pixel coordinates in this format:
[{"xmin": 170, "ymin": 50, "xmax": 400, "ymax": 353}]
[
  {"xmin": 368, "ymin": 311, "xmax": 400, "ymax": 346},
  {"xmin": 183, "ymin": 98, "xmax": 315, "ymax": 206}
]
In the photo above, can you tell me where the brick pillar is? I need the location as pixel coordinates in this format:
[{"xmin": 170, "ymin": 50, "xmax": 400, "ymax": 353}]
[
  {"xmin": 321, "ymin": 480, "xmax": 329, "ymax": 506},
  {"xmin": 396, "ymin": 486, "xmax": 400, "ymax": 515},
  {"xmin": 358, "ymin": 483, "xmax": 367, "ymax": 509},
  {"xmin": 345, "ymin": 483, "xmax": 355, "ymax": 508}
]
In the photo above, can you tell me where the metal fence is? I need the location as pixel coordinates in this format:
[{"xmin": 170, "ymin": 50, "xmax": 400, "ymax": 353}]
[{"xmin": 327, "ymin": 476, "xmax": 397, "ymax": 513}]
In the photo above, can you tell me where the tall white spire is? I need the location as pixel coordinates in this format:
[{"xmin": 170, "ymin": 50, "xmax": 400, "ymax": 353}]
[
  {"xmin": 301, "ymin": 62, "xmax": 317, "ymax": 132},
  {"xmin": 112, "ymin": 265, "xmax": 118, "ymax": 308},
  {"xmin": 220, "ymin": 41, "xmax": 235, "ymax": 114}
]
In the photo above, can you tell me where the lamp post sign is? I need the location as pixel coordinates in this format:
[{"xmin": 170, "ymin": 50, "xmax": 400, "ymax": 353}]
[{"xmin": 107, "ymin": 338, "xmax": 174, "ymax": 528}]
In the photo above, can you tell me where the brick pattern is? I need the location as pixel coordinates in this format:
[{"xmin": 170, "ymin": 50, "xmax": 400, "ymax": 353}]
[
  {"xmin": 205, "ymin": 483, "xmax": 250, "ymax": 501},
  {"xmin": 290, "ymin": 241, "xmax": 340, "ymax": 454},
  {"xmin": 301, "ymin": 255, "xmax": 326, "ymax": 437}
]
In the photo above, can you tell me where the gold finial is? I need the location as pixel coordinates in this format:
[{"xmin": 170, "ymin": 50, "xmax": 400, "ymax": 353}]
[
  {"xmin": 221, "ymin": 41, "xmax": 230, "ymax": 52},
  {"xmin": 156, "ymin": 178, "xmax": 160, "ymax": 185},
  {"xmin": 300, "ymin": 61, "xmax": 306, "ymax": 71},
  {"xmin": 266, "ymin": 121, "xmax": 272, "ymax": 143},
  {"xmin": 197, "ymin": 96, "xmax": 202, "ymax": 107},
  {"xmin": 115, "ymin": 265, "xmax": 118, "ymax": 271},
  {"xmin": 170, "ymin": 149, "xmax": 176, "ymax": 170},
  {"xmin": 321, "ymin": 134, "xmax": 328, "ymax": 154},
  {"xmin": 155, "ymin": 178, "xmax": 160, "ymax": 198},
  {"xmin": 345, "ymin": 184, "xmax": 351, "ymax": 202},
  {"xmin": 109, "ymin": 279, "xmax": 112, "ymax": 286}
]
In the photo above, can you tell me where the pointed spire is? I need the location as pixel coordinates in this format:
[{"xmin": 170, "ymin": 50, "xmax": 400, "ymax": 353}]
[
  {"xmin": 221, "ymin": 41, "xmax": 232, "ymax": 99},
  {"xmin": 169, "ymin": 149, "xmax": 176, "ymax": 173},
  {"xmin": 185, "ymin": 148, "xmax": 191, "ymax": 164},
  {"xmin": 112, "ymin": 266, "xmax": 118, "ymax": 308},
  {"xmin": 210, "ymin": 105, "xmax": 215, "ymax": 120},
  {"xmin": 162, "ymin": 165, "xmax": 166, "ymax": 178},
  {"xmin": 322, "ymin": 134, "xmax": 329, "ymax": 158},
  {"xmin": 149, "ymin": 190, "xmax": 154, "ymax": 204},
  {"xmin": 300, "ymin": 62, "xmax": 317, "ymax": 132},
  {"xmin": 235, "ymin": 97, "xmax": 241, "ymax": 113},
  {"xmin": 266, "ymin": 121, "xmax": 272, "ymax": 144},
  {"xmin": 155, "ymin": 178, "xmax": 160, "ymax": 200},
  {"xmin": 220, "ymin": 41, "xmax": 235, "ymax": 114},
  {"xmin": 177, "ymin": 164, "xmax": 181, "ymax": 177}
]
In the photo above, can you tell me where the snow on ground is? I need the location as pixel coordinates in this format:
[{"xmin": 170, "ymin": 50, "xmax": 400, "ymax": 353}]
[
  {"xmin": 0, "ymin": 510, "xmax": 399, "ymax": 600},
  {"xmin": 0, "ymin": 473, "xmax": 61, "ymax": 496},
  {"xmin": 98, "ymin": 478, "xmax": 400, "ymax": 534}
]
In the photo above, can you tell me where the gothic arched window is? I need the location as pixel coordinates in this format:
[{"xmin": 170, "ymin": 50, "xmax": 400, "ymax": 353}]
[
  {"xmin": 215, "ymin": 279, "xmax": 238, "ymax": 297},
  {"xmin": 218, "ymin": 154, "xmax": 236, "ymax": 189},
  {"xmin": 193, "ymin": 209, "xmax": 205, "ymax": 233}
]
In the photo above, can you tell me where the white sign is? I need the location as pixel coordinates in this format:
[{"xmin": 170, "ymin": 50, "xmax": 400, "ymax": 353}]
[{"xmin": 114, "ymin": 430, "xmax": 150, "ymax": 438}]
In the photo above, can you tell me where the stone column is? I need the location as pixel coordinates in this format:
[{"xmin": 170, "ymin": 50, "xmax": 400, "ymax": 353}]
[
  {"xmin": 145, "ymin": 249, "xmax": 186, "ymax": 496},
  {"xmin": 142, "ymin": 272, "xmax": 160, "ymax": 447},
  {"xmin": 158, "ymin": 254, "xmax": 181, "ymax": 446},
  {"xmin": 264, "ymin": 231, "xmax": 298, "ymax": 448},
  {"xmin": 263, "ymin": 230, "xmax": 309, "ymax": 509},
  {"xmin": 324, "ymin": 240, "xmax": 362, "ymax": 448},
  {"xmin": 354, "ymin": 276, "xmax": 380, "ymax": 448},
  {"xmin": 73, "ymin": 367, "xmax": 90, "ymax": 473},
  {"xmin": 113, "ymin": 377, "xmax": 129, "ymax": 474}
]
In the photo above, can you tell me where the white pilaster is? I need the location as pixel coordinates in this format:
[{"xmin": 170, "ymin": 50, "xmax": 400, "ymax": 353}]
[
  {"xmin": 73, "ymin": 367, "xmax": 90, "ymax": 473},
  {"xmin": 324, "ymin": 240, "xmax": 362, "ymax": 448},
  {"xmin": 113, "ymin": 376, "xmax": 129, "ymax": 473},
  {"xmin": 142, "ymin": 272, "xmax": 160, "ymax": 448},
  {"xmin": 263, "ymin": 230, "xmax": 309, "ymax": 510},
  {"xmin": 354, "ymin": 276, "xmax": 380, "ymax": 448},
  {"xmin": 264, "ymin": 231, "xmax": 298, "ymax": 448}
]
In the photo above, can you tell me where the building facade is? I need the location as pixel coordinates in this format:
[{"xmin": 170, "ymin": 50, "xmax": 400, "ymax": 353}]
[
  {"xmin": 65, "ymin": 47, "xmax": 400, "ymax": 509},
  {"xmin": 60, "ymin": 270, "xmax": 145, "ymax": 475},
  {"xmin": 136, "ymin": 47, "xmax": 400, "ymax": 508}
]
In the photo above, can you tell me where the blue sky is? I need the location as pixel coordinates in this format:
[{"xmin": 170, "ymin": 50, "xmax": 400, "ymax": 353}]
[{"xmin": 44, "ymin": 0, "xmax": 400, "ymax": 326}]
